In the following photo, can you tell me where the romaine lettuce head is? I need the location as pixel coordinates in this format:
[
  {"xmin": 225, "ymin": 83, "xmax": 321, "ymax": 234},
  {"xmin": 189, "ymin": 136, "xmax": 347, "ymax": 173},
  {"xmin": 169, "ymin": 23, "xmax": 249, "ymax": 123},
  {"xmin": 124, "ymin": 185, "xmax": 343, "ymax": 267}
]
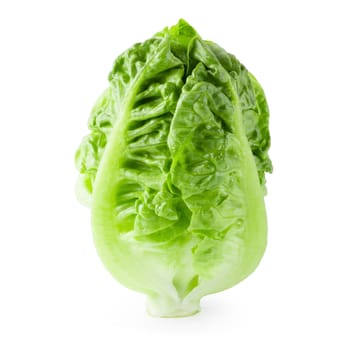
[{"xmin": 75, "ymin": 20, "xmax": 272, "ymax": 317}]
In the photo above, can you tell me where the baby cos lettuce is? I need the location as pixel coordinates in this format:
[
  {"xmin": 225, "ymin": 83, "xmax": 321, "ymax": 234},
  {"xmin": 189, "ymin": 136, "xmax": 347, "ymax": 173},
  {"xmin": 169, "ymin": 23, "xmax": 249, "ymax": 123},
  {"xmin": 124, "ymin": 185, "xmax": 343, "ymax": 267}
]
[{"xmin": 75, "ymin": 20, "xmax": 272, "ymax": 317}]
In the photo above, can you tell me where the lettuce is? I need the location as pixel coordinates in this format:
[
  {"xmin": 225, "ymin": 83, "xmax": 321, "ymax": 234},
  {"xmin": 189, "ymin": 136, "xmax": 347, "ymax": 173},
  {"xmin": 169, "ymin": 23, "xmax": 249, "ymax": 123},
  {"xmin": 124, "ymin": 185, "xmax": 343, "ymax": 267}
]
[{"xmin": 75, "ymin": 20, "xmax": 272, "ymax": 317}]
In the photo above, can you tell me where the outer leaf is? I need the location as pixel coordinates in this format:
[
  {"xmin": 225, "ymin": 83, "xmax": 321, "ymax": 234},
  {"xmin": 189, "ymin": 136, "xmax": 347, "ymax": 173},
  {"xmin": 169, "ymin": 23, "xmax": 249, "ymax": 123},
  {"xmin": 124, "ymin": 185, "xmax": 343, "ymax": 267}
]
[
  {"xmin": 206, "ymin": 41, "xmax": 272, "ymax": 190},
  {"xmin": 168, "ymin": 39, "xmax": 267, "ymax": 302},
  {"xmin": 91, "ymin": 32, "xmax": 190, "ymax": 299},
  {"xmin": 75, "ymin": 88, "xmax": 115, "ymax": 206}
]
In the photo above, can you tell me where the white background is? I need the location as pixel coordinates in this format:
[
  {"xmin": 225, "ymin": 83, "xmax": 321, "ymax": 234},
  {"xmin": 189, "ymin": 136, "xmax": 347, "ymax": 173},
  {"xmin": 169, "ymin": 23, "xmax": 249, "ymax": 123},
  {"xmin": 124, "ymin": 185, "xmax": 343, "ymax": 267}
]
[{"xmin": 1, "ymin": 0, "xmax": 349, "ymax": 349}]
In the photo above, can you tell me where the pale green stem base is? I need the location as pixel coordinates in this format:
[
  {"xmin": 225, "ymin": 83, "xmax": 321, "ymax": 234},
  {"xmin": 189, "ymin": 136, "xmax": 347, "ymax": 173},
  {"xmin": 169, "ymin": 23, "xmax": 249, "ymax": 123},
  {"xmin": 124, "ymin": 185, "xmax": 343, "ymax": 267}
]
[{"xmin": 146, "ymin": 295, "xmax": 200, "ymax": 318}]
